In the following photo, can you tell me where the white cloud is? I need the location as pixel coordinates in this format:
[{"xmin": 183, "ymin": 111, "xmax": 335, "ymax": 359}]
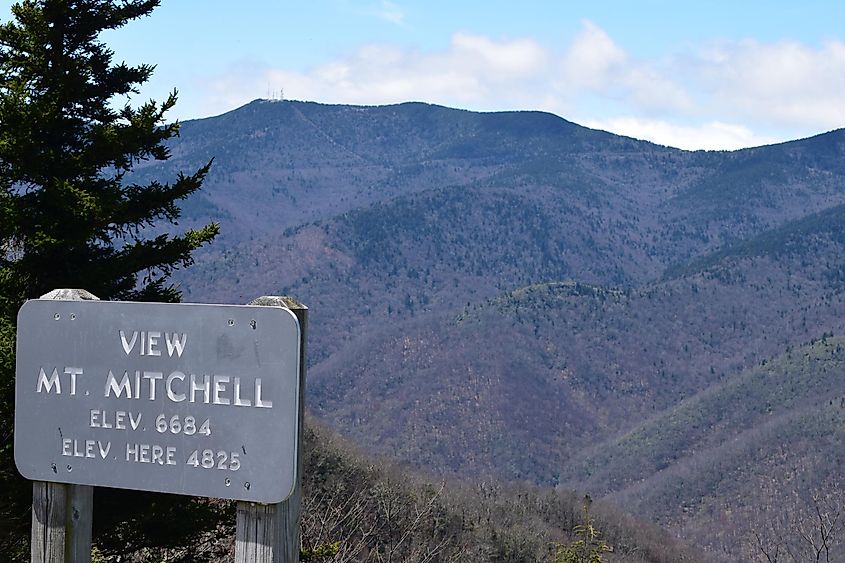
[
  {"xmin": 584, "ymin": 117, "xmax": 778, "ymax": 151},
  {"xmin": 194, "ymin": 21, "xmax": 845, "ymax": 150},
  {"xmin": 200, "ymin": 32, "xmax": 550, "ymax": 118},
  {"xmin": 561, "ymin": 20, "xmax": 626, "ymax": 91},
  {"xmin": 369, "ymin": 1, "xmax": 404, "ymax": 25},
  {"xmin": 623, "ymin": 65, "xmax": 695, "ymax": 114},
  {"xmin": 451, "ymin": 32, "xmax": 548, "ymax": 78},
  {"xmin": 557, "ymin": 20, "xmax": 692, "ymax": 114},
  {"xmin": 690, "ymin": 38, "xmax": 845, "ymax": 130}
]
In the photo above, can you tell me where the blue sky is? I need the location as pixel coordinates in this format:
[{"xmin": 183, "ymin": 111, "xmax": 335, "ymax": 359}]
[{"xmin": 3, "ymin": 1, "xmax": 845, "ymax": 150}]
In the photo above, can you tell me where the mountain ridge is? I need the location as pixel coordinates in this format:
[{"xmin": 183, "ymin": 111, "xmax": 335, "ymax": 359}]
[{"xmin": 149, "ymin": 99, "xmax": 845, "ymax": 559}]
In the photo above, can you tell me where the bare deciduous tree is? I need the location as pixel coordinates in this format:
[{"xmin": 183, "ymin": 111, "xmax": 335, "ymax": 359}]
[{"xmin": 751, "ymin": 486, "xmax": 845, "ymax": 563}]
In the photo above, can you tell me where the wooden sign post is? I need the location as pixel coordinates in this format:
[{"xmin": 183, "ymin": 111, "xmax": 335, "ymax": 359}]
[
  {"xmin": 16, "ymin": 290, "xmax": 306, "ymax": 562},
  {"xmin": 235, "ymin": 296, "xmax": 307, "ymax": 563},
  {"xmin": 31, "ymin": 289, "xmax": 98, "ymax": 563}
]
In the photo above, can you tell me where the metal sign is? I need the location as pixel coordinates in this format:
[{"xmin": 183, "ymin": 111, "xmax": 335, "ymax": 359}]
[{"xmin": 14, "ymin": 299, "xmax": 301, "ymax": 504}]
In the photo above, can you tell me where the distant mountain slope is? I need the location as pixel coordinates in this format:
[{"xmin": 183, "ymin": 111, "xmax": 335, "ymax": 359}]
[
  {"xmin": 159, "ymin": 100, "xmax": 845, "ymax": 261},
  {"xmin": 666, "ymin": 201, "xmax": 845, "ymax": 279},
  {"xmin": 150, "ymin": 100, "xmax": 664, "ymax": 243},
  {"xmin": 558, "ymin": 335, "xmax": 845, "ymax": 560},
  {"xmin": 167, "ymin": 101, "xmax": 845, "ymax": 357},
  {"xmin": 306, "ymin": 208, "xmax": 845, "ymax": 480},
  {"xmin": 150, "ymin": 100, "xmax": 845, "ymax": 558}
]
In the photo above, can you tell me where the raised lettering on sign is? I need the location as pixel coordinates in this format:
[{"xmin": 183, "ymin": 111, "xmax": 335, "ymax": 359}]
[
  {"xmin": 62, "ymin": 439, "xmax": 111, "ymax": 459},
  {"xmin": 89, "ymin": 409, "xmax": 142, "ymax": 430},
  {"xmin": 103, "ymin": 370, "xmax": 272, "ymax": 408},
  {"xmin": 36, "ymin": 366, "xmax": 83, "ymax": 395},
  {"xmin": 120, "ymin": 330, "xmax": 187, "ymax": 357}
]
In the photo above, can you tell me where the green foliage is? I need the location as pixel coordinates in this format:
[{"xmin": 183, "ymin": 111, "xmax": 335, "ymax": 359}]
[
  {"xmin": 554, "ymin": 498, "xmax": 612, "ymax": 563},
  {"xmin": 299, "ymin": 541, "xmax": 341, "ymax": 561},
  {"xmin": 0, "ymin": 0, "xmax": 217, "ymax": 557},
  {"xmin": 0, "ymin": 315, "xmax": 27, "ymax": 560},
  {"xmin": 0, "ymin": 0, "xmax": 218, "ymax": 314}
]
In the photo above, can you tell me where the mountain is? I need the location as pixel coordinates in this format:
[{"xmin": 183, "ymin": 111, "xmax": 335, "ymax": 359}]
[
  {"xmin": 306, "ymin": 205, "xmax": 845, "ymax": 475},
  {"xmin": 142, "ymin": 99, "xmax": 845, "ymax": 559},
  {"xmin": 565, "ymin": 334, "xmax": 845, "ymax": 559},
  {"xmin": 167, "ymin": 101, "xmax": 845, "ymax": 355}
]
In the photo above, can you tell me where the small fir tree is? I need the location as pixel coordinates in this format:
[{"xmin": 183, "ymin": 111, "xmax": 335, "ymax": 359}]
[{"xmin": 555, "ymin": 496, "xmax": 613, "ymax": 563}]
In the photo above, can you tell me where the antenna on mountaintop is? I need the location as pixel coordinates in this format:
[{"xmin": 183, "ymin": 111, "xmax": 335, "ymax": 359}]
[{"xmin": 266, "ymin": 86, "xmax": 285, "ymax": 102}]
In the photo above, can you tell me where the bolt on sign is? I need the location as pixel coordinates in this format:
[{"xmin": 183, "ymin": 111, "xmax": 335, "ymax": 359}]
[{"xmin": 14, "ymin": 300, "xmax": 301, "ymax": 504}]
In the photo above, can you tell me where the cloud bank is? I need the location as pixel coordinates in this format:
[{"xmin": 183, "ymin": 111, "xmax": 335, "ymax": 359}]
[{"xmin": 198, "ymin": 21, "xmax": 845, "ymax": 150}]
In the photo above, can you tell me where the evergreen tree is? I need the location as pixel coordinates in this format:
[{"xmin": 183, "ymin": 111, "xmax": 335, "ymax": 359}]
[
  {"xmin": 0, "ymin": 0, "xmax": 217, "ymax": 315},
  {"xmin": 555, "ymin": 496, "xmax": 613, "ymax": 563},
  {"xmin": 0, "ymin": 0, "xmax": 218, "ymax": 557}
]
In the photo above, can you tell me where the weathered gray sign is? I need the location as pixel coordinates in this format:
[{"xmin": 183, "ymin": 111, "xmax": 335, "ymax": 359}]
[{"xmin": 14, "ymin": 299, "xmax": 301, "ymax": 503}]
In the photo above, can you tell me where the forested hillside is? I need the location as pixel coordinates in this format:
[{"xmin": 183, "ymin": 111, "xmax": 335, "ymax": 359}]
[
  {"xmin": 98, "ymin": 417, "xmax": 704, "ymax": 563},
  {"xmin": 147, "ymin": 99, "xmax": 845, "ymax": 559}
]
